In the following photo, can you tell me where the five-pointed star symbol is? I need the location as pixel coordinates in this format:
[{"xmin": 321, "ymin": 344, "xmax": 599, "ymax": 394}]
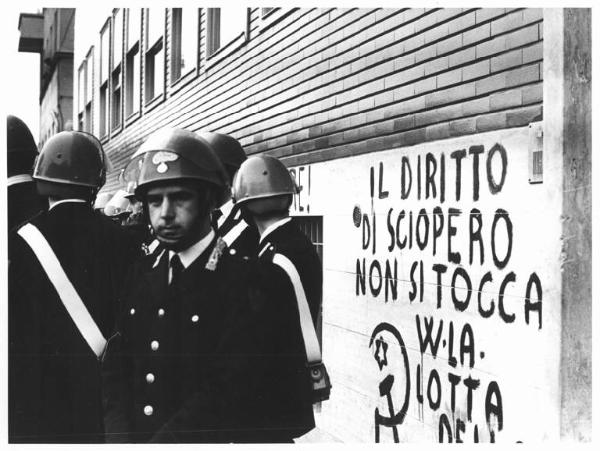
[{"xmin": 374, "ymin": 336, "xmax": 389, "ymax": 370}]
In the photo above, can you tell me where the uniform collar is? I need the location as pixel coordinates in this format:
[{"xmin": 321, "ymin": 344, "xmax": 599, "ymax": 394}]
[
  {"xmin": 259, "ymin": 217, "xmax": 292, "ymax": 244},
  {"xmin": 7, "ymin": 174, "xmax": 33, "ymax": 187},
  {"xmin": 169, "ymin": 228, "xmax": 216, "ymax": 269},
  {"xmin": 217, "ymin": 200, "xmax": 235, "ymax": 228},
  {"xmin": 48, "ymin": 199, "xmax": 88, "ymax": 210}
]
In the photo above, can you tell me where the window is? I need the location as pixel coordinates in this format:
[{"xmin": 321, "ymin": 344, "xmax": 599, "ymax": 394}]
[
  {"xmin": 84, "ymin": 47, "xmax": 94, "ymax": 133},
  {"xmin": 77, "ymin": 61, "xmax": 86, "ymax": 131},
  {"xmin": 171, "ymin": 8, "xmax": 198, "ymax": 82},
  {"xmin": 53, "ymin": 10, "xmax": 59, "ymax": 51},
  {"xmin": 111, "ymin": 9, "xmax": 124, "ymax": 130},
  {"xmin": 261, "ymin": 8, "xmax": 276, "ymax": 18},
  {"xmin": 99, "ymin": 21, "xmax": 110, "ymax": 138},
  {"xmin": 257, "ymin": 7, "xmax": 291, "ymax": 34},
  {"xmin": 206, "ymin": 7, "xmax": 248, "ymax": 57},
  {"xmin": 125, "ymin": 8, "xmax": 141, "ymax": 118},
  {"xmin": 144, "ymin": 8, "xmax": 165, "ymax": 103}
]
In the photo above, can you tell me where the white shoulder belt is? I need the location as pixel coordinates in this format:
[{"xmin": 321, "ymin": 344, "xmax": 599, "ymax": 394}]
[
  {"xmin": 17, "ymin": 223, "xmax": 107, "ymax": 359},
  {"xmin": 271, "ymin": 253, "xmax": 321, "ymax": 363}
]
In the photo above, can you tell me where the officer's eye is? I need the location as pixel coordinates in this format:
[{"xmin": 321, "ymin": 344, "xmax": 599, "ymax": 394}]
[
  {"xmin": 146, "ymin": 196, "xmax": 162, "ymax": 207},
  {"xmin": 172, "ymin": 192, "xmax": 194, "ymax": 202}
]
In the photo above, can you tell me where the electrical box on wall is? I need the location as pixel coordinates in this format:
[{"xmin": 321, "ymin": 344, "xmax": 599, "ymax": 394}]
[{"xmin": 528, "ymin": 122, "xmax": 543, "ymax": 183}]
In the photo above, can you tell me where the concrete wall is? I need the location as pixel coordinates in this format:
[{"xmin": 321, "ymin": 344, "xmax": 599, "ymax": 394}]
[
  {"xmin": 290, "ymin": 125, "xmax": 562, "ymax": 443},
  {"xmin": 39, "ymin": 69, "xmax": 58, "ymax": 146},
  {"xmin": 39, "ymin": 57, "xmax": 74, "ymax": 148},
  {"xmin": 555, "ymin": 8, "xmax": 592, "ymax": 442}
]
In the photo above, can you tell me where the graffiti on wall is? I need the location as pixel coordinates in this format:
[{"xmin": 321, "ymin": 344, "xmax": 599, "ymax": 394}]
[
  {"xmin": 354, "ymin": 143, "xmax": 544, "ymax": 443},
  {"xmin": 290, "ymin": 165, "xmax": 312, "ymax": 214}
]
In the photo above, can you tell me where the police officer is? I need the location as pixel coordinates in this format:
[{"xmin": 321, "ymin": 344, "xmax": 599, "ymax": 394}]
[
  {"xmin": 104, "ymin": 189, "xmax": 132, "ymax": 225},
  {"xmin": 6, "ymin": 115, "xmax": 46, "ymax": 231},
  {"xmin": 8, "ymin": 131, "xmax": 141, "ymax": 443},
  {"xmin": 94, "ymin": 191, "xmax": 114, "ymax": 214},
  {"xmin": 233, "ymin": 155, "xmax": 322, "ymax": 325},
  {"xmin": 196, "ymin": 131, "xmax": 259, "ymax": 251},
  {"xmin": 102, "ymin": 127, "xmax": 314, "ymax": 443}
]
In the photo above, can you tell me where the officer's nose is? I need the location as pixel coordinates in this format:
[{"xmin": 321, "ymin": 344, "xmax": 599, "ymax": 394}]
[{"xmin": 160, "ymin": 197, "xmax": 175, "ymax": 219}]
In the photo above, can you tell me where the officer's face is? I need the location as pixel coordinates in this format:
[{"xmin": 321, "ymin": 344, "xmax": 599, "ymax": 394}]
[{"xmin": 146, "ymin": 182, "xmax": 211, "ymax": 251}]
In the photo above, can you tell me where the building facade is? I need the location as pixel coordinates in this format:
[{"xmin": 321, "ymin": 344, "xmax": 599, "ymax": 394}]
[
  {"xmin": 73, "ymin": 7, "xmax": 591, "ymax": 442},
  {"xmin": 18, "ymin": 8, "xmax": 75, "ymax": 148}
]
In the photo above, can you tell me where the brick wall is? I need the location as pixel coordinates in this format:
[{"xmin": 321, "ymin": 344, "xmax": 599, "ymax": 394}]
[{"xmin": 74, "ymin": 7, "xmax": 543, "ymax": 191}]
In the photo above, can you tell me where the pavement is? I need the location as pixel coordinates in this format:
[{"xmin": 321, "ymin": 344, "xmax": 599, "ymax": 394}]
[{"xmin": 295, "ymin": 427, "xmax": 343, "ymax": 443}]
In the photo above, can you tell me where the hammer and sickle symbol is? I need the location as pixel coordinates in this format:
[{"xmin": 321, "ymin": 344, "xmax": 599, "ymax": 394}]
[{"xmin": 369, "ymin": 322, "xmax": 411, "ymax": 443}]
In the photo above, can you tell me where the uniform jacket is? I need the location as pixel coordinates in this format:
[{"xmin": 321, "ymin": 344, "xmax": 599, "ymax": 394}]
[
  {"xmin": 7, "ymin": 179, "xmax": 46, "ymax": 232},
  {"xmin": 8, "ymin": 202, "xmax": 141, "ymax": 443},
  {"xmin": 216, "ymin": 203, "xmax": 260, "ymax": 257},
  {"xmin": 259, "ymin": 220, "xmax": 323, "ymax": 326},
  {"xmin": 227, "ymin": 222, "xmax": 260, "ymax": 256},
  {"xmin": 103, "ymin": 236, "xmax": 315, "ymax": 443}
]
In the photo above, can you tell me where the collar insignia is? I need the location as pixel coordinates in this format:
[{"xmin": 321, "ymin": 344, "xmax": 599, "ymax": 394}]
[{"xmin": 152, "ymin": 151, "xmax": 179, "ymax": 173}]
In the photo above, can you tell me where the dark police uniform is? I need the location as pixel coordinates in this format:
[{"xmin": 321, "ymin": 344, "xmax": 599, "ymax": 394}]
[
  {"xmin": 217, "ymin": 203, "xmax": 260, "ymax": 257},
  {"xmin": 7, "ymin": 175, "xmax": 46, "ymax": 232},
  {"xmin": 258, "ymin": 219, "xmax": 322, "ymax": 325},
  {"xmin": 103, "ymin": 235, "xmax": 315, "ymax": 443},
  {"xmin": 8, "ymin": 202, "xmax": 141, "ymax": 443}
]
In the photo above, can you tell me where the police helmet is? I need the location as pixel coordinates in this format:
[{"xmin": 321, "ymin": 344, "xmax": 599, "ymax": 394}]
[
  {"xmin": 94, "ymin": 191, "xmax": 114, "ymax": 211},
  {"xmin": 123, "ymin": 180, "xmax": 138, "ymax": 200},
  {"xmin": 33, "ymin": 131, "xmax": 107, "ymax": 189},
  {"xmin": 134, "ymin": 127, "xmax": 229, "ymax": 201},
  {"xmin": 196, "ymin": 131, "xmax": 246, "ymax": 181},
  {"xmin": 7, "ymin": 115, "xmax": 38, "ymax": 176},
  {"xmin": 104, "ymin": 189, "xmax": 132, "ymax": 217},
  {"xmin": 232, "ymin": 155, "xmax": 298, "ymax": 208}
]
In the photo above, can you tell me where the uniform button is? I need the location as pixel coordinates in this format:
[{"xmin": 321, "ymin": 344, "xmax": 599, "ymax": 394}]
[
  {"xmin": 191, "ymin": 315, "xmax": 199, "ymax": 323},
  {"xmin": 151, "ymin": 340, "xmax": 159, "ymax": 351},
  {"xmin": 229, "ymin": 248, "xmax": 236, "ymax": 255},
  {"xmin": 144, "ymin": 405, "xmax": 154, "ymax": 416},
  {"xmin": 146, "ymin": 373, "xmax": 155, "ymax": 384},
  {"xmin": 130, "ymin": 308, "xmax": 135, "ymax": 315},
  {"xmin": 158, "ymin": 308, "xmax": 165, "ymax": 317}
]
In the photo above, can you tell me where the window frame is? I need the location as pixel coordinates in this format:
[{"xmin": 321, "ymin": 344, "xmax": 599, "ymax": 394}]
[
  {"xmin": 84, "ymin": 46, "xmax": 94, "ymax": 134},
  {"xmin": 261, "ymin": 7, "xmax": 276, "ymax": 19},
  {"xmin": 170, "ymin": 7, "xmax": 200, "ymax": 87},
  {"xmin": 124, "ymin": 8, "xmax": 142, "ymax": 124},
  {"xmin": 256, "ymin": 7, "xmax": 294, "ymax": 34},
  {"xmin": 111, "ymin": 8, "xmax": 124, "ymax": 134},
  {"xmin": 144, "ymin": 7, "xmax": 166, "ymax": 108},
  {"xmin": 205, "ymin": 7, "xmax": 249, "ymax": 63},
  {"xmin": 99, "ymin": 18, "xmax": 111, "ymax": 140},
  {"xmin": 77, "ymin": 60, "xmax": 86, "ymax": 131}
]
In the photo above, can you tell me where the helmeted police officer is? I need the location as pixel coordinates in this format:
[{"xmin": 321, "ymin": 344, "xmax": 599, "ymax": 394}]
[
  {"xmin": 6, "ymin": 114, "xmax": 46, "ymax": 231},
  {"xmin": 94, "ymin": 191, "xmax": 114, "ymax": 214},
  {"xmin": 233, "ymin": 155, "xmax": 323, "ymax": 325},
  {"xmin": 196, "ymin": 131, "xmax": 259, "ymax": 249},
  {"xmin": 104, "ymin": 189, "xmax": 132, "ymax": 225},
  {"xmin": 102, "ymin": 127, "xmax": 315, "ymax": 443},
  {"xmin": 8, "ymin": 131, "xmax": 141, "ymax": 443}
]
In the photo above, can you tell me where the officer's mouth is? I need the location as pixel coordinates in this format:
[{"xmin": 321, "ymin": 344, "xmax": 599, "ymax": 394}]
[{"xmin": 156, "ymin": 227, "xmax": 182, "ymax": 240}]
